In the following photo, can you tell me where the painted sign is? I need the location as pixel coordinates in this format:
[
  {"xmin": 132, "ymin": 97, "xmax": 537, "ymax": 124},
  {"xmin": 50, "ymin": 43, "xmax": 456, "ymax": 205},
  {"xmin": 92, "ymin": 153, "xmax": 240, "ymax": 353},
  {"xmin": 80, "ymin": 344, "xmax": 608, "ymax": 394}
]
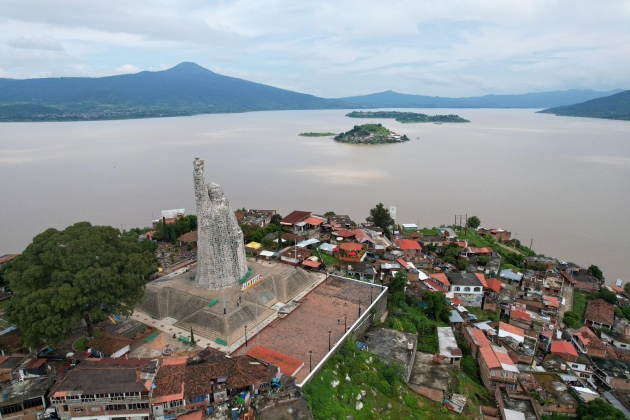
[{"xmin": 241, "ymin": 274, "xmax": 263, "ymax": 292}]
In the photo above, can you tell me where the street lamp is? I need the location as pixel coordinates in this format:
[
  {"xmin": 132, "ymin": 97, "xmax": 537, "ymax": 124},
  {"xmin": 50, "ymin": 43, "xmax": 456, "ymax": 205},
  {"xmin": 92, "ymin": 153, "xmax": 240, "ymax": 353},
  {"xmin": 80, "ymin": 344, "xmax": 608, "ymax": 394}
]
[
  {"xmin": 380, "ymin": 272, "xmax": 385, "ymax": 289},
  {"xmin": 309, "ymin": 350, "xmax": 312, "ymax": 372},
  {"xmin": 370, "ymin": 285, "xmax": 373, "ymax": 304},
  {"xmin": 344, "ymin": 315, "xmax": 347, "ymax": 333},
  {"xmin": 359, "ymin": 299, "xmax": 362, "ymax": 317},
  {"xmin": 244, "ymin": 325, "xmax": 248, "ymax": 347},
  {"xmin": 328, "ymin": 330, "xmax": 331, "ymax": 351}
]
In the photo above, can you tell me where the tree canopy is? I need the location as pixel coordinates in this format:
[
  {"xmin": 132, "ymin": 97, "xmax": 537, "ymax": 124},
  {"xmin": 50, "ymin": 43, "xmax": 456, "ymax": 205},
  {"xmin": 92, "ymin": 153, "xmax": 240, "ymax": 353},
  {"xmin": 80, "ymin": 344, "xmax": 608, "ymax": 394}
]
[
  {"xmin": 577, "ymin": 398, "xmax": 625, "ymax": 420},
  {"xmin": 588, "ymin": 264, "xmax": 604, "ymax": 281},
  {"xmin": 366, "ymin": 203, "xmax": 395, "ymax": 238},
  {"xmin": 441, "ymin": 242, "xmax": 461, "ymax": 265},
  {"xmin": 563, "ymin": 311, "xmax": 582, "ymax": 329},
  {"xmin": 5, "ymin": 222, "xmax": 156, "ymax": 347},
  {"xmin": 423, "ymin": 291, "xmax": 451, "ymax": 323},
  {"xmin": 270, "ymin": 214, "xmax": 282, "ymax": 225},
  {"xmin": 390, "ymin": 270, "xmax": 408, "ymax": 295},
  {"xmin": 589, "ymin": 289, "xmax": 618, "ymax": 305},
  {"xmin": 466, "ymin": 216, "xmax": 481, "ymax": 229}
]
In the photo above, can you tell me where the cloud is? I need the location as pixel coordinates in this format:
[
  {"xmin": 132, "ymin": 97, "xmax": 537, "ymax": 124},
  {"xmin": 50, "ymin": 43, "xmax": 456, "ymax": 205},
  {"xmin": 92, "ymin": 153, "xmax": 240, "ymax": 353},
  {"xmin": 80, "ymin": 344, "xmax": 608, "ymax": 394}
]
[
  {"xmin": 6, "ymin": 35, "xmax": 64, "ymax": 51},
  {"xmin": 114, "ymin": 64, "xmax": 140, "ymax": 74}
]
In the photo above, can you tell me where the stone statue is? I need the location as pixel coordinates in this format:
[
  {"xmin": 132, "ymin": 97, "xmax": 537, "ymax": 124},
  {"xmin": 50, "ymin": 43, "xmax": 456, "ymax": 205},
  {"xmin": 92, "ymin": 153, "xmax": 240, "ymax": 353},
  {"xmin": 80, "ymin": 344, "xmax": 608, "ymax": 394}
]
[{"xmin": 193, "ymin": 158, "xmax": 248, "ymax": 290}]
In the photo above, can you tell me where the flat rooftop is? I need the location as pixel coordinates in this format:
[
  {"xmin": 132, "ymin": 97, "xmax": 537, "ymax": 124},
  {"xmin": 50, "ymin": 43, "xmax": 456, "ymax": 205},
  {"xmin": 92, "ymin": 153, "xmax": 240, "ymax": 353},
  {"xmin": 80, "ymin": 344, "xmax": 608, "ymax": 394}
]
[
  {"xmin": 408, "ymin": 352, "xmax": 452, "ymax": 392},
  {"xmin": 500, "ymin": 388, "xmax": 537, "ymax": 420},
  {"xmin": 231, "ymin": 276, "xmax": 380, "ymax": 382}
]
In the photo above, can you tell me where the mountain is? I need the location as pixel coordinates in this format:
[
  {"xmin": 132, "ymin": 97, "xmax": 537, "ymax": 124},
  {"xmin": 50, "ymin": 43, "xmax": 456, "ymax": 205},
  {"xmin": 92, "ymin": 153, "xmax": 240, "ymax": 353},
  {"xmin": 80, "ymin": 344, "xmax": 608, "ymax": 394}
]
[
  {"xmin": 0, "ymin": 62, "xmax": 349, "ymax": 121},
  {"xmin": 338, "ymin": 89, "xmax": 624, "ymax": 109},
  {"xmin": 538, "ymin": 90, "xmax": 630, "ymax": 121}
]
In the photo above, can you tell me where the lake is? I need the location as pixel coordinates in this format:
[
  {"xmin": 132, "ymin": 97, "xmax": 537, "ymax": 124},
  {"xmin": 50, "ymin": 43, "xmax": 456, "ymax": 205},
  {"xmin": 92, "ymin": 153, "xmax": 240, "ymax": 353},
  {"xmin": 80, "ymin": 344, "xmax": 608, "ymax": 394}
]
[{"xmin": 1, "ymin": 108, "xmax": 629, "ymax": 282}]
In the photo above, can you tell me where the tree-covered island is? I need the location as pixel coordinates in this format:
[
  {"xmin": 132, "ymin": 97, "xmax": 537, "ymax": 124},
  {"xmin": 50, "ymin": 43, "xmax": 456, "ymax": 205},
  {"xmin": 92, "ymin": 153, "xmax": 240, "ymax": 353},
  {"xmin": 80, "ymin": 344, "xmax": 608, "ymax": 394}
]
[
  {"xmin": 334, "ymin": 123, "xmax": 409, "ymax": 144},
  {"xmin": 298, "ymin": 132, "xmax": 338, "ymax": 137},
  {"xmin": 346, "ymin": 110, "xmax": 470, "ymax": 123}
]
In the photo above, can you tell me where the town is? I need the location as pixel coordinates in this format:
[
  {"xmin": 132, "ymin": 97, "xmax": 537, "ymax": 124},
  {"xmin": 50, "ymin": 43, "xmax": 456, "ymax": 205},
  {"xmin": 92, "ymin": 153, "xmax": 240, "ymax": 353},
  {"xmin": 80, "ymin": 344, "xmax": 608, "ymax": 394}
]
[{"xmin": 0, "ymin": 160, "xmax": 627, "ymax": 420}]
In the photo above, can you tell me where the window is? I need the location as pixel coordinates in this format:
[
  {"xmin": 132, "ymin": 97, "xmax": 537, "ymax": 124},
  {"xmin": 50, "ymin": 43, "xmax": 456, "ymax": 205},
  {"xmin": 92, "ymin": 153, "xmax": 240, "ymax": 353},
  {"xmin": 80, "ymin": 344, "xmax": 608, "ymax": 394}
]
[
  {"xmin": 128, "ymin": 403, "xmax": 149, "ymax": 410},
  {"xmin": 572, "ymin": 364, "xmax": 579, "ymax": 368},
  {"xmin": 0, "ymin": 404, "xmax": 23, "ymax": 415},
  {"xmin": 73, "ymin": 408, "xmax": 83, "ymax": 413},
  {"xmin": 259, "ymin": 383, "xmax": 270, "ymax": 389},
  {"xmin": 163, "ymin": 403, "xmax": 169, "ymax": 409},
  {"xmin": 105, "ymin": 404, "xmax": 126, "ymax": 411},
  {"xmin": 464, "ymin": 287, "xmax": 470, "ymax": 292},
  {"xmin": 190, "ymin": 396, "xmax": 207, "ymax": 404},
  {"xmin": 474, "ymin": 287, "xmax": 481, "ymax": 292},
  {"xmin": 454, "ymin": 287, "xmax": 460, "ymax": 291},
  {"xmin": 170, "ymin": 400, "xmax": 182, "ymax": 408}
]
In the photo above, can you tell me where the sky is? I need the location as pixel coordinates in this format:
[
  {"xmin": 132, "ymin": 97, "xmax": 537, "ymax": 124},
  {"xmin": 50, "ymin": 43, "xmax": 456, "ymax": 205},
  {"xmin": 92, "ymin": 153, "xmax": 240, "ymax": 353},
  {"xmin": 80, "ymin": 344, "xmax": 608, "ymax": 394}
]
[{"xmin": 1, "ymin": 0, "xmax": 629, "ymax": 97}]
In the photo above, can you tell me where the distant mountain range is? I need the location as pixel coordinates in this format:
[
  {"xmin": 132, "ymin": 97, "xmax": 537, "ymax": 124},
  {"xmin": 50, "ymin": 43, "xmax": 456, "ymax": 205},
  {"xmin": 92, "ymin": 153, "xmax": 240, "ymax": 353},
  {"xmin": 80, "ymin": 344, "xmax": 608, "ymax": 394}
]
[
  {"xmin": 338, "ymin": 89, "xmax": 624, "ymax": 109},
  {"xmin": 0, "ymin": 62, "xmax": 625, "ymax": 121},
  {"xmin": 539, "ymin": 90, "xmax": 630, "ymax": 121}
]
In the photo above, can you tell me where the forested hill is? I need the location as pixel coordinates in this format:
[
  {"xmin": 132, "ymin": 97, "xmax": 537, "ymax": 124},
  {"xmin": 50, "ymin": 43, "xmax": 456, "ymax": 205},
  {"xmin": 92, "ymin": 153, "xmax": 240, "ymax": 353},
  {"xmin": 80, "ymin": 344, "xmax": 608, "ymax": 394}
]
[
  {"xmin": 338, "ymin": 89, "xmax": 623, "ymax": 109},
  {"xmin": 538, "ymin": 90, "xmax": 630, "ymax": 121},
  {"xmin": 0, "ymin": 62, "xmax": 349, "ymax": 121}
]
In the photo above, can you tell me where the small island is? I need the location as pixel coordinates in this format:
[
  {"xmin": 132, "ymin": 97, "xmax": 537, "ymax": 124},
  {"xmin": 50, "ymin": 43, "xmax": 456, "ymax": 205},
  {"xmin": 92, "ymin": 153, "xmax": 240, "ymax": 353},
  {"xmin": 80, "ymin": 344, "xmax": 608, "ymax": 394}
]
[
  {"xmin": 334, "ymin": 123, "xmax": 409, "ymax": 144},
  {"xmin": 346, "ymin": 110, "xmax": 470, "ymax": 123},
  {"xmin": 298, "ymin": 132, "xmax": 338, "ymax": 137}
]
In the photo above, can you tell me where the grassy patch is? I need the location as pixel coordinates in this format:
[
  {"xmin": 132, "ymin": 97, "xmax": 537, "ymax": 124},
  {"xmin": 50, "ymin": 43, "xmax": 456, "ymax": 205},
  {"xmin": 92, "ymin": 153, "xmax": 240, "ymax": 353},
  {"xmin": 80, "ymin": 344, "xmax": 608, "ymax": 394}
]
[
  {"xmin": 303, "ymin": 339, "xmax": 463, "ymax": 420},
  {"xmin": 317, "ymin": 251, "xmax": 339, "ymax": 267},
  {"xmin": 74, "ymin": 333, "xmax": 103, "ymax": 351},
  {"xmin": 573, "ymin": 292, "xmax": 587, "ymax": 318},
  {"xmin": 465, "ymin": 307, "xmax": 499, "ymax": 322},
  {"xmin": 419, "ymin": 228, "xmax": 440, "ymax": 236}
]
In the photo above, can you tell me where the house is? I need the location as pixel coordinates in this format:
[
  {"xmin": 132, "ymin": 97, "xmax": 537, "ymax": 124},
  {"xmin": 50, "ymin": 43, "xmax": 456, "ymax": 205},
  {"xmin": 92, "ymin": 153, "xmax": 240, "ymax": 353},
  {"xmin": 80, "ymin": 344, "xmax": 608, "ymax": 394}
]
[
  {"xmin": 437, "ymin": 327, "xmax": 462, "ymax": 368},
  {"xmin": 50, "ymin": 359, "xmax": 158, "ymax": 420},
  {"xmin": 543, "ymin": 353, "xmax": 595, "ymax": 381},
  {"xmin": 438, "ymin": 228, "xmax": 457, "ymax": 239},
  {"xmin": 279, "ymin": 247, "xmax": 313, "ymax": 266},
  {"xmin": 509, "ymin": 308, "xmax": 532, "ymax": 330},
  {"xmin": 498, "ymin": 322, "xmax": 524, "ymax": 343},
  {"xmin": 399, "ymin": 223, "xmax": 418, "ymax": 232},
  {"xmin": 151, "ymin": 357, "xmax": 189, "ymax": 420},
  {"xmin": 601, "ymin": 330, "xmax": 630, "ymax": 351},
  {"xmin": 319, "ymin": 243, "xmax": 336, "ymax": 256},
  {"xmin": 246, "ymin": 346, "xmax": 303, "ymax": 377},
  {"xmin": 395, "ymin": 239, "xmax": 423, "ymax": 260},
  {"xmin": 498, "ymin": 322, "xmax": 537, "ymax": 364},
  {"xmin": 0, "ymin": 377, "xmax": 51, "ymax": 420},
  {"xmin": 584, "ymin": 299, "xmax": 614, "ymax": 330},
  {"xmin": 338, "ymin": 242, "xmax": 364, "ymax": 262},
  {"xmin": 478, "ymin": 345, "xmax": 519, "ymax": 392},
  {"xmin": 499, "ymin": 269, "xmax": 523, "ymax": 283},
  {"xmin": 0, "ymin": 356, "xmax": 28, "ymax": 382},
  {"xmin": 279, "ymin": 211, "xmax": 311, "ymax": 227},
  {"xmin": 591, "ymin": 357, "xmax": 630, "ymax": 391},
  {"xmin": 446, "ymin": 273, "xmax": 484, "ymax": 307},
  {"xmin": 572, "ymin": 326, "xmax": 609, "ymax": 357},
  {"xmin": 327, "ymin": 215, "xmax": 353, "ymax": 229},
  {"xmin": 478, "ymin": 228, "xmax": 511, "ymax": 242},
  {"xmin": 463, "ymin": 327, "xmax": 491, "ymax": 358},
  {"xmin": 550, "ymin": 341, "xmax": 579, "ymax": 362},
  {"xmin": 235, "ymin": 209, "xmax": 276, "ymax": 228},
  {"xmin": 496, "ymin": 386, "xmax": 537, "ymax": 420},
  {"xmin": 345, "ymin": 261, "xmax": 375, "ymax": 282},
  {"xmin": 520, "ymin": 372, "xmax": 579, "ymax": 417},
  {"xmin": 363, "ymin": 327, "xmax": 417, "ymax": 382}
]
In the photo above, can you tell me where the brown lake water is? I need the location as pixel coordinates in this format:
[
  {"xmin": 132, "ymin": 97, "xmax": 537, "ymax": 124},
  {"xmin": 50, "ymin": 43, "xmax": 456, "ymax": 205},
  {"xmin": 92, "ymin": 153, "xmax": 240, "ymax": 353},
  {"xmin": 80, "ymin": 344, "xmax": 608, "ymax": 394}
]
[{"xmin": 1, "ymin": 109, "xmax": 629, "ymax": 282}]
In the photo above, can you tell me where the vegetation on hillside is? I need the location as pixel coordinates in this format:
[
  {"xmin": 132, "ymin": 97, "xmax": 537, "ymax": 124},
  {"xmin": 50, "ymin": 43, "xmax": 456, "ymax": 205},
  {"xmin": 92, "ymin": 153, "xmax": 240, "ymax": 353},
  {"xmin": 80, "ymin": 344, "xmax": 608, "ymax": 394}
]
[
  {"xmin": 298, "ymin": 132, "xmax": 337, "ymax": 137},
  {"xmin": 334, "ymin": 123, "xmax": 409, "ymax": 144},
  {"xmin": 539, "ymin": 90, "xmax": 630, "ymax": 121},
  {"xmin": 346, "ymin": 110, "xmax": 469, "ymax": 123},
  {"xmin": 366, "ymin": 203, "xmax": 395, "ymax": 238},
  {"xmin": 5, "ymin": 222, "xmax": 156, "ymax": 346}
]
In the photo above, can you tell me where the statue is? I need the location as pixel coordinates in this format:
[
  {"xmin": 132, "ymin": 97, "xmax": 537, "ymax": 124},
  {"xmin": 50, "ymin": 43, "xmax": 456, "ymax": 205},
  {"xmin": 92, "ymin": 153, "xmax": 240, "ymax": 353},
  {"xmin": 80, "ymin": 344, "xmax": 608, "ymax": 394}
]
[{"xmin": 193, "ymin": 158, "xmax": 248, "ymax": 290}]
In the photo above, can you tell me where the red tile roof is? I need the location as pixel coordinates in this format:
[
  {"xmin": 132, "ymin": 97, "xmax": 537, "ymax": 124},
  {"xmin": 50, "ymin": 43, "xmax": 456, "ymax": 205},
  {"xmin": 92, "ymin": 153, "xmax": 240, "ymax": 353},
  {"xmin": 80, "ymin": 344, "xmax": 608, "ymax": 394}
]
[
  {"xmin": 431, "ymin": 272, "xmax": 451, "ymax": 286},
  {"xmin": 495, "ymin": 351, "xmax": 515, "ymax": 366},
  {"xmin": 396, "ymin": 259, "xmax": 410, "ymax": 269},
  {"xmin": 424, "ymin": 279, "xmax": 448, "ymax": 293},
  {"xmin": 475, "ymin": 273, "xmax": 488, "ymax": 288},
  {"xmin": 550, "ymin": 341, "xmax": 578, "ymax": 357},
  {"xmin": 353, "ymin": 229, "xmax": 375, "ymax": 244},
  {"xmin": 611, "ymin": 285, "xmax": 624, "ymax": 293},
  {"xmin": 499, "ymin": 322, "xmax": 524, "ymax": 338},
  {"xmin": 178, "ymin": 410, "xmax": 203, "ymax": 420},
  {"xmin": 334, "ymin": 229, "xmax": 356, "ymax": 238},
  {"xmin": 543, "ymin": 295, "xmax": 560, "ymax": 308},
  {"xmin": 339, "ymin": 242, "xmax": 363, "ymax": 252},
  {"xmin": 280, "ymin": 210, "xmax": 311, "ymax": 225},
  {"xmin": 397, "ymin": 239, "xmax": 422, "ymax": 251},
  {"xmin": 304, "ymin": 217, "xmax": 324, "ymax": 226},
  {"xmin": 179, "ymin": 231, "xmax": 198, "ymax": 242},
  {"xmin": 246, "ymin": 345, "xmax": 304, "ymax": 377},
  {"xmin": 511, "ymin": 310, "xmax": 531, "ymax": 323},
  {"xmin": 301, "ymin": 259, "xmax": 321, "ymax": 268},
  {"xmin": 450, "ymin": 297, "xmax": 464, "ymax": 306},
  {"xmin": 479, "ymin": 347, "xmax": 501, "ymax": 369},
  {"xmin": 470, "ymin": 328, "xmax": 491, "ymax": 348},
  {"xmin": 0, "ymin": 254, "xmax": 18, "ymax": 264},
  {"xmin": 584, "ymin": 298, "xmax": 615, "ymax": 326},
  {"xmin": 486, "ymin": 278, "xmax": 502, "ymax": 294}
]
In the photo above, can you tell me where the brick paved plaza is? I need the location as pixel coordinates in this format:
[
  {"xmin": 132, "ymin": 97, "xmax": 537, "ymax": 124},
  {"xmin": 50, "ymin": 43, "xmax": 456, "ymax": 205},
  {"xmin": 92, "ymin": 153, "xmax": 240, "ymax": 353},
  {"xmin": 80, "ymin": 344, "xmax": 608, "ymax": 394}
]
[{"xmin": 232, "ymin": 276, "xmax": 383, "ymax": 382}]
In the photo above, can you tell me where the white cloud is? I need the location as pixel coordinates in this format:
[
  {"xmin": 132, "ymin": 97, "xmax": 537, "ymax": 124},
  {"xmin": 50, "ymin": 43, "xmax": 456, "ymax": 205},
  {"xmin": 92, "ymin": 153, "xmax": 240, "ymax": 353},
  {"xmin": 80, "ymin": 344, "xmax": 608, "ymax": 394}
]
[
  {"xmin": 7, "ymin": 35, "xmax": 64, "ymax": 50},
  {"xmin": 114, "ymin": 64, "xmax": 140, "ymax": 74}
]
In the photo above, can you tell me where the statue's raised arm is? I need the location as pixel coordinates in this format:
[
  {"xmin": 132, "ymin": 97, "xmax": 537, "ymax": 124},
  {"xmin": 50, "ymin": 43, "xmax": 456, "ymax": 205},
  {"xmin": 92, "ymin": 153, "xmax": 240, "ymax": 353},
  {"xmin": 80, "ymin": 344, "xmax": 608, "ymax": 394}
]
[{"xmin": 193, "ymin": 158, "xmax": 209, "ymax": 214}]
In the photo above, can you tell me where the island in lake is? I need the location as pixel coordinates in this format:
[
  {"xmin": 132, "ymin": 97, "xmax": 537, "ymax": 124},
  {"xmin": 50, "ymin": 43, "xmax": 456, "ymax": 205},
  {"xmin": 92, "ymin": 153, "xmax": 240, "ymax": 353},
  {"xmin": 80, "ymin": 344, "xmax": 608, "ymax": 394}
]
[
  {"xmin": 299, "ymin": 132, "xmax": 338, "ymax": 137},
  {"xmin": 334, "ymin": 123, "xmax": 409, "ymax": 144},
  {"xmin": 346, "ymin": 110, "xmax": 470, "ymax": 123}
]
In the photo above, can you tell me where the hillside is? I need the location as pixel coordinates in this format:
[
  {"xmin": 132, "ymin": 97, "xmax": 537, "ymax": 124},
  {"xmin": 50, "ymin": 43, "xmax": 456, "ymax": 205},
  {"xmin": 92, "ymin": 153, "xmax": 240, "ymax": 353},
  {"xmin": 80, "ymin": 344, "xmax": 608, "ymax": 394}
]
[
  {"xmin": 0, "ymin": 62, "xmax": 348, "ymax": 121},
  {"xmin": 339, "ymin": 89, "xmax": 623, "ymax": 109},
  {"xmin": 538, "ymin": 90, "xmax": 630, "ymax": 121},
  {"xmin": 346, "ymin": 110, "xmax": 469, "ymax": 123},
  {"xmin": 334, "ymin": 123, "xmax": 408, "ymax": 144}
]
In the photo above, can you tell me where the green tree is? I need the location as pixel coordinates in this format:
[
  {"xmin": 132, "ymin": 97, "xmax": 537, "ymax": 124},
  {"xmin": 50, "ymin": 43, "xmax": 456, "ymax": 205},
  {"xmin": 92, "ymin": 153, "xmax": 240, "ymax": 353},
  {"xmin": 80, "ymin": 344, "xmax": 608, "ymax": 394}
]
[
  {"xmin": 366, "ymin": 203, "xmax": 395, "ymax": 238},
  {"xmin": 139, "ymin": 240, "xmax": 158, "ymax": 253},
  {"xmin": 590, "ymin": 289, "xmax": 617, "ymax": 305},
  {"xmin": 577, "ymin": 398, "xmax": 625, "ymax": 420},
  {"xmin": 423, "ymin": 290, "xmax": 451, "ymax": 322},
  {"xmin": 390, "ymin": 270, "xmax": 408, "ymax": 295},
  {"xmin": 324, "ymin": 211, "xmax": 336, "ymax": 217},
  {"xmin": 270, "ymin": 214, "xmax": 282, "ymax": 226},
  {"xmin": 466, "ymin": 216, "xmax": 481, "ymax": 229},
  {"xmin": 5, "ymin": 222, "xmax": 155, "ymax": 346},
  {"xmin": 261, "ymin": 238, "xmax": 274, "ymax": 249},
  {"xmin": 441, "ymin": 242, "xmax": 461, "ymax": 265},
  {"xmin": 189, "ymin": 326, "xmax": 196, "ymax": 346},
  {"xmin": 505, "ymin": 252, "xmax": 524, "ymax": 267},
  {"xmin": 457, "ymin": 258, "xmax": 469, "ymax": 271},
  {"xmin": 624, "ymin": 282, "xmax": 630, "ymax": 294},
  {"xmin": 588, "ymin": 264, "xmax": 604, "ymax": 281},
  {"xmin": 0, "ymin": 261, "xmax": 11, "ymax": 290},
  {"xmin": 563, "ymin": 311, "xmax": 582, "ymax": 329}
]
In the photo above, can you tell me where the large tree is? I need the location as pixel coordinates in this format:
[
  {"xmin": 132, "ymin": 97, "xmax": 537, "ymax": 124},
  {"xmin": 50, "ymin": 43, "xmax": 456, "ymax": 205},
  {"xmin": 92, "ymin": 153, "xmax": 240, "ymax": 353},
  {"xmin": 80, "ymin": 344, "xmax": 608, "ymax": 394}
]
[
  {"xmin": 5, "ymin": 222, "xmax": 155, "ymax": 347},
  {"xmin": 588, "ymin": 264, "xmax": 604, "ymax": 281},
  {"xmin": 366, "ymin": 203, "xmax": 395, "ymax": 237},
  {"xmin": 577, "ymin": 398, "xmax": 625, "ymax": 420},
  {"xmin": 466, "ymin": 216, "xmax": 481, "ymax": 229},
  {"xmin": 423, "ymin": 291, "xmax": 451, "ymax": 323}
]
